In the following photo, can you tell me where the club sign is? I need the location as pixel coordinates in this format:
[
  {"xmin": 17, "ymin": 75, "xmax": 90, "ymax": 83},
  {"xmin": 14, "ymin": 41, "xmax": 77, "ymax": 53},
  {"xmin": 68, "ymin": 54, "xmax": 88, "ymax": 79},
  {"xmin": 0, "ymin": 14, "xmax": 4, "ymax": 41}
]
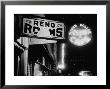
[{"xmin": 23, "ymin": 18, "xmax": 65, "ymax": 39}]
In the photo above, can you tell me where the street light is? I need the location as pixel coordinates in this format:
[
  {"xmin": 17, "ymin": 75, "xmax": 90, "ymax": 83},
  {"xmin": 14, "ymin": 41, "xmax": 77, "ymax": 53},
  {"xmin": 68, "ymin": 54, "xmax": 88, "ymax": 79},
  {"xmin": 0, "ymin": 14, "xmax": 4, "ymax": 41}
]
[{"xmin": 68, "ymin": 24, "xmax": 92, "ymax": 46}]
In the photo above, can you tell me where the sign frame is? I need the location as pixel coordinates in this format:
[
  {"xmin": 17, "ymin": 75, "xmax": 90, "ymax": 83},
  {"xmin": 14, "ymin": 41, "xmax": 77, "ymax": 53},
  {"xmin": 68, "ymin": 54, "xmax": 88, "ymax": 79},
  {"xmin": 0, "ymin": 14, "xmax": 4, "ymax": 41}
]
[{"xmin": 23, "ymin": 18, "xmax": 65, "ymax": 39}]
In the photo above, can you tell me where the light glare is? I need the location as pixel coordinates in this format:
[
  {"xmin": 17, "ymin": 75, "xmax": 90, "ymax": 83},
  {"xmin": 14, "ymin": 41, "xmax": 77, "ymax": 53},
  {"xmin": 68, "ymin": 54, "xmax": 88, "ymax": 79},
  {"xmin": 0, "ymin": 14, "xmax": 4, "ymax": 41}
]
[
  {"xmin": 57, "ymin": 64, "xmax": 65, "ymax": 69},
  {"xmin": 69, "ymin": 24, "xmax": 92, "ymax": 46},
  {"xmin": 78, "ymin": 71, "xmax": 92, "ymax": 76},
  {"xmin": 57, "ymin": 43, "xmax": 65, "ymax": 70}
]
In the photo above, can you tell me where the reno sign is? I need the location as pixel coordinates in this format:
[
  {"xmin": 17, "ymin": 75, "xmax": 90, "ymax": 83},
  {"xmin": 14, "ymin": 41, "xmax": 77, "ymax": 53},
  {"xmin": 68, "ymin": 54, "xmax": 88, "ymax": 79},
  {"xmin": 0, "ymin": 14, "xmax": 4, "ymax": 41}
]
[{"xmin": 23, "ymin": 18, "xmax": 65, "ymax": 39}]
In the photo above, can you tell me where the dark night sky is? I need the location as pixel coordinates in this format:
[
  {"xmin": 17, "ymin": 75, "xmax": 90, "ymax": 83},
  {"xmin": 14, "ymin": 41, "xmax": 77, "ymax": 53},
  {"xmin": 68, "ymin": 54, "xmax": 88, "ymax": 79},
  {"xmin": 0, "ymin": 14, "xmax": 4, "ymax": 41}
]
[{"xmin": 45, "ymin": 15, "xmax": 97, "ymax": 60}]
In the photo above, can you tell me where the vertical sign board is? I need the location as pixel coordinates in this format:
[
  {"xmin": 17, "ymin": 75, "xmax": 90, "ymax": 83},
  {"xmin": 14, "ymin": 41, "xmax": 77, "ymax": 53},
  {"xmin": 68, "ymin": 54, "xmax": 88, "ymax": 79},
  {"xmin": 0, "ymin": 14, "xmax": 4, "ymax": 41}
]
[{"xmin": 23, "ymin": 18, "xmax": 65, "ymax": 40}]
